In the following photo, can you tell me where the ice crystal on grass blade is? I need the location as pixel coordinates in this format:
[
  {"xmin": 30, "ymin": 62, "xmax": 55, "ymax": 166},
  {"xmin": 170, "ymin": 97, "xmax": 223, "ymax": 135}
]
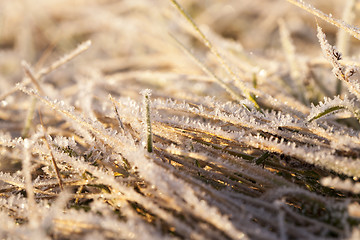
[
  {"xmin": 317, "ymin": 24, "xmax": 360, "ymax": 100},
  {"xmin": 307, "ymin": 96, "xmax": 360, "ymax": 122},
  {"xmin": 317, "ymin": 25, "xmax": 346, "ymax": 81},
  {"xmin": 287, "ymin": 0, "xmax": 360, "ymax": 40}
]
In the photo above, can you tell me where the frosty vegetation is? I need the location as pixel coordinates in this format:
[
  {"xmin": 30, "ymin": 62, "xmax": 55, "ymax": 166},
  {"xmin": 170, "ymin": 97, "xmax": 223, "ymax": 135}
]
[{"xmin": 2, "ymin": 0, "xmax": 360, "ymax": 239}]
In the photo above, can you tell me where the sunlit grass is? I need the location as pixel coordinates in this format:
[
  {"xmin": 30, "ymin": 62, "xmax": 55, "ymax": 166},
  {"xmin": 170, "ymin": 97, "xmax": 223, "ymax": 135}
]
[{"xmin": 1, "ymin": 0, "xmax": 360, "ymax": 239}]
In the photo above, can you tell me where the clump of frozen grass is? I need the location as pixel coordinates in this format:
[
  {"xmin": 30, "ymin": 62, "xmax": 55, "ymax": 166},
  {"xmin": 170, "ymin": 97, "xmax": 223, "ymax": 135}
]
[{"xmin": 1, "ymin": 0, "xmax": 360, "ymax": 239}]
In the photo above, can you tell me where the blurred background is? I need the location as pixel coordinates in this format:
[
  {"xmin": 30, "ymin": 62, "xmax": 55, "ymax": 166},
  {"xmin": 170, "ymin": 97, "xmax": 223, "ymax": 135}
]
[
  {"xmin": 1, "ymin": 0, "xmax": 360, "ymax": 133},
  {"xmin": 1, "ymin": 0, "xmax": 358, "ymax": 79}
]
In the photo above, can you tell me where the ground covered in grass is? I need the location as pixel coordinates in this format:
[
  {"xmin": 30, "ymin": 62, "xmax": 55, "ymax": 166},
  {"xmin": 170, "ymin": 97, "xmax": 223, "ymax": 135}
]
[{"xmin": 1, "ymin": 0, "xmax": 360, "ymax": 239}]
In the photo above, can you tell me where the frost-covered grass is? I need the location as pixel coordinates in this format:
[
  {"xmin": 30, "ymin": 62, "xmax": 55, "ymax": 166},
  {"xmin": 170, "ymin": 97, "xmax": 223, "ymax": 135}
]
[{"xmin": 2, "ymin": 0, "xmax": 360, "ymax": 239}]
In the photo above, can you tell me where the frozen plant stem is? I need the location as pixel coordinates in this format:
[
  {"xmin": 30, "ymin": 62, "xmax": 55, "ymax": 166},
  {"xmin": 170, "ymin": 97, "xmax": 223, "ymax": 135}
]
[
  {"xmin": 0, "ymin": 40, "xmax": 91, "ymax": 102},
  {"xmin": 142, "ymin": 89, "xmax": 153, "ymax": 153},
  {"xmin": 22, "ymin": 61, "xmax": 45, "ymax": 95},
  {"xmin": 169, "ymin": 0, "xmax": 261, "ymax": 111},
  {"xmin": 37, "ymin": 40, "xmax": 92, "ymax": 78},
  {"xmin": 286, "ymin": 0, "xmax": 360, "ymax": 40},
  {"xmin": 336, "ymin": 0, "xmax": 356, "ymax": 95},
  {"xmin": 38, "ymin": 110, "xmax": 64, "ymax": 190},
  {"xmin": 109, "ymin": 94, "xmax": 125, "ymax": 132},
  {"xmin": 23, "ymin": 139, "xmax": 38, "ymax": 226},
  {"xmin": 169, "ymin": 34, "xmax": 244, "ymax": 104},
  {"xmin": 278, "ymin": 19, "xmax": 307, "ymax": 105},
  {"xmin": 43, "ymin": 131, "xmax": 64, "ymax": 190},
  {"xmin": 21, "ymin": 61, "xmax": 44, "ymax": 138},
  {"xmin": 317, "ymin": 24, "xmax": 360, "ymax": 100},
  {"xmin": 22, "ymin": 97, "xmax": 37, "ymax": 138}
]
